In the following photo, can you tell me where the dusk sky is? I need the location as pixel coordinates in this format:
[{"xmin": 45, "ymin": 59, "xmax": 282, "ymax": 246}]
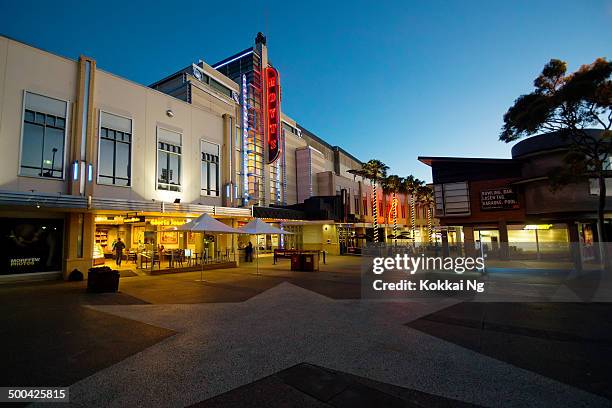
[{"xmin": 2, "ymin": 0, "xmax": 610, "ymax": 182}]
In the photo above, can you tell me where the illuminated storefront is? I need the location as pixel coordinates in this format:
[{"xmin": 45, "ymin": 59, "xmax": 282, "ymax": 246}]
[
  {"xmin": 93, "ymin": 212, "xmax": 247, "ymax": 271},
  {"xmin": 419, "ymin": 129, "xmax": 611, "ymax": 262}
]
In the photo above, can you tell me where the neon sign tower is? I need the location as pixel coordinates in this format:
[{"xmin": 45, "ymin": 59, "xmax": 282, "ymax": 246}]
[{"xmin": 213, "ymin": 33, "xmax": 284, "ymax": 207}]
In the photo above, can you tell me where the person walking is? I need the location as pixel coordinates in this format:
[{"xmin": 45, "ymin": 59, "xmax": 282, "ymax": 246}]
[
  {"xmin": 114, "ymin": 237, "xmax": 126, "ymax": 266},
  {"xmin": 245, "ymin": 241, "xmax": 253, "ymax": 262}
]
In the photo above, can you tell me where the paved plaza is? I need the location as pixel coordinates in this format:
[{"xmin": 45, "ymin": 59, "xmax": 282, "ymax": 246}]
[{"xmin": 1, "ymin": 256, "xmax": 611, "ymax": 407}]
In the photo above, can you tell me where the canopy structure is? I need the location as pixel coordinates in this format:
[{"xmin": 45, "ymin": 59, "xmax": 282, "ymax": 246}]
[
  {"xmin": 166, "ymin": 213, "xmax": 243, "ymax": 282},
  {"xmin": 238, "ymin": 218, "xmax": 292, "ymax": 275},
  {"xmin": 171, "ymin": 213, "xmax": 243, "ymax": 234},
  {"xmin": 238, "ymin": 218, "xmax": 294, "ymax": 235}
]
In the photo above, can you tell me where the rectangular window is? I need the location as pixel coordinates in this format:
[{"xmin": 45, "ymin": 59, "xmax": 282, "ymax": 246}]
[
  {"xmin": 157, "ymin": 128, "xmax": 182, "ymax": 191},
  {"xmin": 201, "ymin": 140, "xmax": 220, "ymax": 196},
  {"xmin": 209, "ymin": 78, "xmax": 232, "ymax": 98},
  {"xmin": 98, "ymin": 112, "xmax": 132, "ymax": 186},
  {"xmin": 20, "ymin": 92, "xmax": 67, "ymax": 179}
]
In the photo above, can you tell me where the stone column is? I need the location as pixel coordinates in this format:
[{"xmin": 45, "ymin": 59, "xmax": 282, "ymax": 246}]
[
  {"xmin": 568, "ymin": 222, "xmax": 582, "ymax": 272},
  {"xmin": 499, "ymin": 220, "xmax": 509, "ymax": 260},
  {"xmin": 463, "ymin": 226, "xmax": 475, "ymax": 257}
]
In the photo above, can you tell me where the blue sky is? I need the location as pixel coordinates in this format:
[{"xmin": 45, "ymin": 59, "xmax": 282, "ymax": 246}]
[{"xmin": 1, "ymin": 0, "xmax": 610, "ymax": 181}]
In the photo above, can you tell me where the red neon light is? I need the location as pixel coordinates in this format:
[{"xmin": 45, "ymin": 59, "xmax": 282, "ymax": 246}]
[
  {"xmin": 265, "ymin": 67, "xmax": 281, "ymax": 164},
  {"xmin": 387, "ymin": 196, "xmax": 398, "ymax": 224}
]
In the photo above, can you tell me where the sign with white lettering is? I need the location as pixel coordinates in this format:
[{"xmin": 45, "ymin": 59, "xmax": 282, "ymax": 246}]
[
  {"xmin": 480, "ymin": 187, "xmax": 519, "ymax": 210},
  {"xmin": 0, "ymin": 218, "xmax": 63, "ymax": 274}
]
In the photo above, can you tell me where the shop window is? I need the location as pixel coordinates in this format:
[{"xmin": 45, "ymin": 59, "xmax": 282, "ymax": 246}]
[
  {"xmin": 201, "ymin": 140, "xmax": 220, "ymax": 196},
  {"xmin": 157, "ymin": 128, "xmax": 182, "ymax": 191},
  {"xmin": 20, "ymin": 91, "xmax": 67, "ymax": 179},
  {"xmin": 98, "ymin": 111, "xmax": 132, "ymax": 186}
]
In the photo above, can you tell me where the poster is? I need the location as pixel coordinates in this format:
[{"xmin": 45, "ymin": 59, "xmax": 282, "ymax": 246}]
[
  {"xmin": 188, "ymin": 231, "xmax": 196, "ymax": 244},
  {"xmin": 160, "ymin": 231, "xmax": 178, "ymax": 244},
  {"xmin": 0, "ymin": 218, "xmax": 64, "ymax": 275},
  {"xmin": 132, "ymin": 226, "xmax": 145, "ymax": 244}
]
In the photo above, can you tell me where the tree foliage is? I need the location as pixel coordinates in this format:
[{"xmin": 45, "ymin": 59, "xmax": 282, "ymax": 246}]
[{"xmin": 500, "ymin": 57, "xmax": 612, "ymax": 242}]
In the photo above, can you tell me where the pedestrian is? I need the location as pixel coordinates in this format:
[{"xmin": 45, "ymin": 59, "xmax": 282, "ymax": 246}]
[
  {"xmin": 246, "ymin": 241, "xmax": 253, "ymax": 262},
  {"xmin": 114, "ymin": 237, "xmax": 126, "ymax": 266}
]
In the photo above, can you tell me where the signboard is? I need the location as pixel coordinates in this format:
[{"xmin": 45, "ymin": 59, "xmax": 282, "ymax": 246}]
[
  {"xmin": 480, "ymin": 187, "xmax": 519, "ymax": 210},
  {"xmin": 0, "ymin": 218, "xmax": 63, "ymax": 275},
  {"xmin": 265, "ymin": 67, "xmax": 281, "ymax": 164}
]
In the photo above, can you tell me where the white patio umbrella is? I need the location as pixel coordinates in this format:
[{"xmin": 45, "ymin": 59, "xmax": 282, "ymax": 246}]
[
  {"xmin": 238, "ymin": 218, "xmax": 293, "ymax": 275},
  {"xmin": 169, "ymin": 213, "xmax": 244, "ymax": 281}
]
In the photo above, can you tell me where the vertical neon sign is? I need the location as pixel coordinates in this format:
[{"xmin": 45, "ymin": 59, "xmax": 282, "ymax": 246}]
[
  {"xmin": 242, "ymin": 74, "xmax": 249, "ymax": 205},
  {"xmin": 265, "ymin": 67, "xmax": 281, "ymax": 164}
]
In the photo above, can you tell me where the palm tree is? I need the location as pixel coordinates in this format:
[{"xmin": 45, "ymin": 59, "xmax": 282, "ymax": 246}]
[
  {"xmin": 402, "ymin": 175, "xmax": 425, "ymax": 244},
  {"xmin": 349, "ymin": 159, "xmax": 388, "ymax": 243},
  {"xmin": 382, "ymin": 175, "xmax": 403, "ymax": 245},
  {"xmin": 417, "ymin": 185, "xmax": 435, "ymax": 243}
]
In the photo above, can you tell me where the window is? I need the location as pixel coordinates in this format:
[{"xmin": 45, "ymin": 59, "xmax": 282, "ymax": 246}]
[
  {"xmin": 209, "ymin": 78, "xmax": 232, "ymax": 98},
  {"xmin": 201, "ymin": 140, "xmax": 220, "ymax": 196},
  {"xmin": 98, "ymin": 112, "xmax": 131, "ymax": 186},
  {"xmin": 157, "ymin": 128, "xmax": 182, "ymax": 191},
  {"xmin": 20, "ymin": 92, "xmax": 67, "ymax": 178},
  {"xmin": 434, "ymin": 182, "xmax": 471, "ymax": 216}
]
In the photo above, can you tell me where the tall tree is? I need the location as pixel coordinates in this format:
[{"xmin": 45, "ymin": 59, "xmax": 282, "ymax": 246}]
[
  {"xmin": 382, "ymin": 175, "xmax": 403, "ymax": 245},
  {"xmin": 500, "ymin": 58, "xmax": 611, "ymax": 246},
  {"xmin": 417, "ymin": 185, "xmax": 435, "ymax": 243},
  {"xmin": 349, "ymin": 160, "xmax": 388, "ymax": 243},
  {"xmin": 403, "ymin": 175, "xmax": 425, "ymax": 244}
]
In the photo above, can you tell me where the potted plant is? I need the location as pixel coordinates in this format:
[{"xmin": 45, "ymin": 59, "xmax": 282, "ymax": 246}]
[{"xmin": 87, "ymin": 266, "xmax": 120, "ymax": 293}]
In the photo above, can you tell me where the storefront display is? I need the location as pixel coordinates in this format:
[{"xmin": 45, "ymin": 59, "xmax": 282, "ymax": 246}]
[{"xmin": 93, "ymin": 243, "xmax": 105, "ymax": 265}]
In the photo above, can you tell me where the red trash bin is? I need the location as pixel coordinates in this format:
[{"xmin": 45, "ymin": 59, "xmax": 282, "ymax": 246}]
[{"xmin": 291, "ymin": 254, "xmax": 302, "ymax": 271}]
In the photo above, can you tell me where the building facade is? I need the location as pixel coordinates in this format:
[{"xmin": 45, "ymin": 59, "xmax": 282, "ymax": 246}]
[
  {"xmin": 419, "ymin": 129, "xmax": 611, "ymax": 262},
  {"xmin": 0, "ymin": 33, "xmax": 434, "ymax": 281}
]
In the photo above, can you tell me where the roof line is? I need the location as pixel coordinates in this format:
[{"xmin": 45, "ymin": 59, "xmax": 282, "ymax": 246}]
[
  {"xmin": 211, "ymin": 47, "xmax": 254, "ymax": 69},
  {"xmin": 418, "ymin": 156, "xmax": 515, "ymax": 166}
]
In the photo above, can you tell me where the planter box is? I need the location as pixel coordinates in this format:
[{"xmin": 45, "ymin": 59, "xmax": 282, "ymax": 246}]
[{"xmin": 87, "ymin": 266, "xmax": 120, "ymax": 293}]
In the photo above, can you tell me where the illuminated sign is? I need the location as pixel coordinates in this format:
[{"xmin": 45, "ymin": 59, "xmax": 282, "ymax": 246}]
[
  {"xmin": 265, "ymin": 67, "xmax": 281, "ymax": 164},
  {"xmin": 149, "ymin": 218, "xmax": 189, "ymax": 226},
  {"xmin": 387, "ymin": 196, "xmax": 399, "ymax": 224},
  {"xmin": 242, "ymin": 74, "xmax": 249, "ymax": 204},
  {"xmin": 480, "ymin": 187, "xmax": 519, "ymax": 211}
]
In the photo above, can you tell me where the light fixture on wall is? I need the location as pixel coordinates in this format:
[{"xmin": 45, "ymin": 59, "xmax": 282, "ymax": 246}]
[{"xmin": 166, "ymin": 109, "xmax": 174, "ymax": 118}]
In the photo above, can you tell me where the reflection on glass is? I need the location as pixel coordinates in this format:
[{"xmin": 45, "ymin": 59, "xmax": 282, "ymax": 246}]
[
  {"xmin": 21, "ymin": 108, "xmax": 65, "ymax": 178},
  {"xmin": 98, "ymin": 125, "xmax": 131, "ymax": 186}
]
